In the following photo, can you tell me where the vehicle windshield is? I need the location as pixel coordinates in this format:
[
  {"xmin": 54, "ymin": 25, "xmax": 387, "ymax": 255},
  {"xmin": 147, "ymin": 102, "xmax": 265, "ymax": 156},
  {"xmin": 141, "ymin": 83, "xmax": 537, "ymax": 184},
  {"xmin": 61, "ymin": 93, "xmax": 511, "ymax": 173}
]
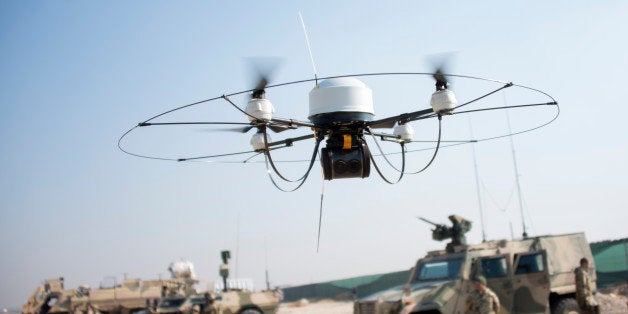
[
  {"xmin": 415, "ymin": 258, "xmax": 464, "ymax": 281},
  {"xmin": 189, "ymin": 297, "xmax": 205, "ymax": 304},
  {"xmin": 159, "ymin": 298, "xmax": 185, "ymax": 308}
]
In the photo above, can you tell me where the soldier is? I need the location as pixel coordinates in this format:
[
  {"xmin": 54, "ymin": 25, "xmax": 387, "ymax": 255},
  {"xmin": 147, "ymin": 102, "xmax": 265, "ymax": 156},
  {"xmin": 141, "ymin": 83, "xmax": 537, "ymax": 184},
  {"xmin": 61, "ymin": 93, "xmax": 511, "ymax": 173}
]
[
  {"xmin": 466, "ymin": 276, "xmax": 500, "ymax": 314},
  {"xmin": 574, "ymin": 257, "xmax": 599, "ymax": 314},
  {"xmin": 72, "ymin": 305, "xmax": 83, "ymax": 314}
]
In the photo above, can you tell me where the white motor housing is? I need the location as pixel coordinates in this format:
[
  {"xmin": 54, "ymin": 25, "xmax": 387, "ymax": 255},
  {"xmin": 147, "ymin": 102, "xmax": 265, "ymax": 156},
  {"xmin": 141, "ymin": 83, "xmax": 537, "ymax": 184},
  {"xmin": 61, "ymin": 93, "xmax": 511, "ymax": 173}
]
[
  {"xmin": 309, "ymin": 77, "xmax": 374, "ymax": 124},
  {"xmin": 393, "ymin": 124, "xmax": 414, "ymax": 142},
  {"xmin": 250, "ymin": 132, "xmax": 269, "ymax": 151},
  {"xmin": 430, "ymin": 89, "xmax": 457, "ymax": 114},
  {"xmin": 245, "ymin": 98, "xmax": 275, "ymax": 122}
]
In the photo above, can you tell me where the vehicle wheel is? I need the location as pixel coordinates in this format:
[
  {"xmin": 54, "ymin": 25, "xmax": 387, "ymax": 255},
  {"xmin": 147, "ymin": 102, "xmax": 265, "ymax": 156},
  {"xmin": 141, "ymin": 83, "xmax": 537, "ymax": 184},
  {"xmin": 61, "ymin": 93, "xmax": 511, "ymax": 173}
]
[
  {"xmin": 239, "ymin": 309, "xmax": 262, "ymax": 314},
  {"xmin": 552, "ymin": 298, "xmax": 581, "ymax": 314}
]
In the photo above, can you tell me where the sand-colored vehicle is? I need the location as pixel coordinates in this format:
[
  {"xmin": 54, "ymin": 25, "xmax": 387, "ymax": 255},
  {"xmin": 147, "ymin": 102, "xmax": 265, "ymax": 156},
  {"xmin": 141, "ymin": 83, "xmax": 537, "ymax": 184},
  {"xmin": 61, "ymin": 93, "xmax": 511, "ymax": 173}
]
[
  {"xmin": 354, "ymin": 215, "xmax": 596, "ymax": 314},
  {"xmin": 22, "ymin": 260, "xmax": 198, "ymax": 314},
  {"xmin": 22, "ymin": 276, "xmax": 197, "ymax": 314},
  {"xmin": 23, "ymin": 252, "xmax": 278, "ymax": 314},
  {"xmin": 155, "ymin": 251, "xmax": 279, "ymax": 314},
  {"xmin": 155, "ymin": 290, "xmax": 280, "ymax": 314}
]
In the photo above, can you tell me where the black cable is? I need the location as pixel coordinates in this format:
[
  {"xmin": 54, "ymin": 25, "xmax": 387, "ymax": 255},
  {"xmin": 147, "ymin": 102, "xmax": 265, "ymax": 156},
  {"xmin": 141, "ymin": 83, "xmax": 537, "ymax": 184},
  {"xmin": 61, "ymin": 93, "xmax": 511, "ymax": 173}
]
[
  {"xmin": 453, "ymin": 82, "xmax": 513, "ymax": 110},
  {"xmin": 402, "ymin": 115, "xmax": 443, "ymax": 175},
  {"xmin": 130, "ymin": 72, "xmax": 512, "ymax": 128},
  {"xmin": 140, "ymin": 96, "xmax": 224, "ymax": 124},
  {"xmin": 366, "ymin": 126, "xmax": 405, "ymax": 173},
  {"xmin": 263, "ymin": 138, "xmax": 322, "ymax": 192},
  {"xmin": 222, "ymin": 95, "xmax": 262, "ymax": 122},
  {"xmin": 119, "ymin": 72, "xmax": 558, "ymax": 169},
  {"xmin": 177, "ymin": 150, "xmax": 259, "ymax": 162},
  {"xmin": 139, "ymin": 122, "xmax": 252, "ymax": 127},
  {"xmin": 366, "ymin": 141, "xmax": 406, "ymax": 184},
  {"xmin": 262, "ymin": 128, "xmax": 319, "ymax": 183}
]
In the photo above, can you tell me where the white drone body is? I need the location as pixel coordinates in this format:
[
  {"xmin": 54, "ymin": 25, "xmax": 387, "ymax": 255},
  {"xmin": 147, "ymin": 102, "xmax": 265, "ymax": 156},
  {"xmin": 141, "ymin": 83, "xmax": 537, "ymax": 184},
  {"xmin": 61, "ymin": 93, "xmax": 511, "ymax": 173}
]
[{"xmin": 308, "ymin": 77, "xmax": 375, "ymax": 125}]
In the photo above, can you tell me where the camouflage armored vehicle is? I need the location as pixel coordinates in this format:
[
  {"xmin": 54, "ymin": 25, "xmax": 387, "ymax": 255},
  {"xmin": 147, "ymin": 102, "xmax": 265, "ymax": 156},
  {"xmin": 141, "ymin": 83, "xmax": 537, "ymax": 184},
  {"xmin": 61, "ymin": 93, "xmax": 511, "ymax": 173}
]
[
  {"xmin": 22, "ymin": 262, "xmax": 198, "ymax": 314},
  {"xmin": 155, "ymin": 251, "xmax": 279, "ymax": 314},
  {"xmin": 354, "ymin": 215, "xmax": 596, "ymax": 314}
]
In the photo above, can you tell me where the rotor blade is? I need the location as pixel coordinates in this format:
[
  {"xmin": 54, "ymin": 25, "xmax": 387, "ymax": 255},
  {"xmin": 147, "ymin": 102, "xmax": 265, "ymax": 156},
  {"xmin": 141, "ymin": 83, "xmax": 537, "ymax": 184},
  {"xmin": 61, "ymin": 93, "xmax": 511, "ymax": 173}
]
[
  {"xmin": 433, "ymin": 67, "xmax": 448, "ymax": 87},
  {"xmin": 196, "ymin": 125, "xmax": 256, "ymax": 133},
  {"xmin": 247, "ymin": 57, "xmax": 283, "ymax": 98},
  {"xmin": 268, "ymin": 124, "xmax": 298, "ymax": 133},
  {"xmin": 427, "ymin": 53, "xmax": 457, "ymax": 89}
]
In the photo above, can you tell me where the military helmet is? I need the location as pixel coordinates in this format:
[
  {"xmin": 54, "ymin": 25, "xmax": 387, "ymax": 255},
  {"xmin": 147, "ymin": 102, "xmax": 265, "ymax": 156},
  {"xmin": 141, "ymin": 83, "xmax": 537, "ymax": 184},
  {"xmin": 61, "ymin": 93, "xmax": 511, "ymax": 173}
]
[{"xmin": 472, "ymin": 275, "xmax": 487, "ymax": 285}]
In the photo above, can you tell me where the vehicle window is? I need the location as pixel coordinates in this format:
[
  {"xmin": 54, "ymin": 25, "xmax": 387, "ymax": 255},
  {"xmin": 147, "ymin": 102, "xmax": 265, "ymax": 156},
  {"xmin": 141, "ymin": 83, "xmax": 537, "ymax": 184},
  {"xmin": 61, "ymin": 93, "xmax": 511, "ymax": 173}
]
[
  {"xmin": 481, "ymin": 256, "xmax": 508, "ymax": 278},
  {"xmin": 415, "ymin": 258, "xmax": 463, "ymax": 281},
  {"xmin": 515, "ymin": 253, "xmax": 545, "ymax": 274},
  {"xmin": 159, "ymin": 299, "xmax": 185, "ymax": 307}
]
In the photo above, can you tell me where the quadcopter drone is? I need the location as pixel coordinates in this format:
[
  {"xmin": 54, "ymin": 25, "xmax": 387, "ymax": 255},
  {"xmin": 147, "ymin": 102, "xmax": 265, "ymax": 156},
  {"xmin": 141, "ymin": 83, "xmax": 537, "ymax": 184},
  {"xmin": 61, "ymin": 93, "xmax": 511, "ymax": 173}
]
[{"xmin": 119, "ymin": 67, "xmax": 559, "ymax": 192}]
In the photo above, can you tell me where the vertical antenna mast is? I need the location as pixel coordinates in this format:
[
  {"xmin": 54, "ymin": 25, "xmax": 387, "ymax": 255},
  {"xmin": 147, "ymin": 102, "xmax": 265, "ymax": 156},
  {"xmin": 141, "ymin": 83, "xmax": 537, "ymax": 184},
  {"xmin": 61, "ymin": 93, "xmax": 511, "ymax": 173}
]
[
  {"xmin": 264, "ymin": 236, "xmax": 270, "ymax": 290},
  {"xmin": 506, "ymin": 111, "xmax": 528, "ymax": 238},
  {"xmin": 235, "ymin": 213, "xmax": 240, "ymax": 279},
  {"xmin": 469, "ymin": 117, "xmax": 487, "ymax": 242},
  {"xmin": 298, "ymin": 12, "xmax": 319, "ymax": 87}
]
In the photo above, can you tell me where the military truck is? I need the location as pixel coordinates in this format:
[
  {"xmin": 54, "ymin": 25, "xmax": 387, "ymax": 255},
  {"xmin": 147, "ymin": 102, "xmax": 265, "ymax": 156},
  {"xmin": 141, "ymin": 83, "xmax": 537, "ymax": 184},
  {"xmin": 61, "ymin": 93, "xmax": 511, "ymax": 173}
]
[
  {"xmin": 354, "ymin": 215, "xmax": 596, "ymax": 314},
  {"xmin": 154, "ymin": 251, "xmax": 279, "ymax": 314},
  {"xmin": 155, "ymin": 290, "xmax": 279, "ymax": 314},
  {"xmin": 23, "ymin": 252, "xmax": 279, "ymax": 314},
  {"xmin": 22, "ymin": 262, "xmax": 198, "ymax": 314}
]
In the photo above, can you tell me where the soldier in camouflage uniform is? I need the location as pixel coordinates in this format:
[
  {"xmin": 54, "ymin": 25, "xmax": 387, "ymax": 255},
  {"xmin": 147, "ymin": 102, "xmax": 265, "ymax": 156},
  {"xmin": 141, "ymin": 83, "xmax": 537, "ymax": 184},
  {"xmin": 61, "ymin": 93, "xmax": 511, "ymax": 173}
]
[
  {"xmin": 575, "ymin": 257, "xmax": 599, "ymax": 314},
  {"xmin": 466, "ymin": 276, "xmax": 500, "ymax": 314}
]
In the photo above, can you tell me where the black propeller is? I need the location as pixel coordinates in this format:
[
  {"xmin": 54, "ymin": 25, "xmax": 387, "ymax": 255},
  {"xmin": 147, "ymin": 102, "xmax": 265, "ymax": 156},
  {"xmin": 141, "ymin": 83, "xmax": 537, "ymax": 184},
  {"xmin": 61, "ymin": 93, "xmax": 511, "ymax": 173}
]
[
  {"xmin": 248, "ymin": 57, "xmax": 283, "ymax": 99},
  {"xmin": 197, "ymin": 122, "xmax": 296, "ymax": 134},
  {"xmin": 433, "ymin": 67, "xmax": 448, "ymax": 91},
  {"xmin": 428, "ymin": 53, "xmax": 457, "ymax": 91}
]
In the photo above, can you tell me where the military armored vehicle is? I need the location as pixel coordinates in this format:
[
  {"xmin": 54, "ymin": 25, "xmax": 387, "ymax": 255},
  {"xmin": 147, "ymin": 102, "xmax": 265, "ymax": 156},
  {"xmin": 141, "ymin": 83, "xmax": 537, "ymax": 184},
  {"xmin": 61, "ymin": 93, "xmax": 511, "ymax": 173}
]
[
  {"xmin": 354, "ymin": 215, "xmax": 596, "ymax": 314},
  {"xmin": 22, "ymin": 262, "xmax": 198, "ymax": 314},
  {"xmin": 23, "ymin": 252, "xmax": 279, "ymax": 314},
  {"xmin": 155, "ymin": 290, "xmax": 279, "ymax": 314},
  {"xmin": 155, "ymin": 251, "xmax": 279, "ymax": 314}
]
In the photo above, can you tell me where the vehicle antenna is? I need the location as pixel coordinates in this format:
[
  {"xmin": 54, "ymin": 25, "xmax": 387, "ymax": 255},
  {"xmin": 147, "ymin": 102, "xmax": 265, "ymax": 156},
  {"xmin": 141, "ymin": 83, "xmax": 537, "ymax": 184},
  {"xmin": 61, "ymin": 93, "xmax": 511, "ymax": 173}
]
[
  {"xmin": 264, "ymin": 236, "xmax": 270, "ymax": 290},
  {"xmin": 505, "ymin": 108, "xmax": 528, "ymax": 238},
  {"xmin": 235, "ymin": 213, "xmax": 240, "ymax": 279},
  {"xmin": 316, "ymin": 172, "xmax": 325, "ymax": 253},
  {"xmin": 298, "ymin": 12, "xmax": 319, "ymax": 87},
  {"xmin": 468, "ymin": 117, "xmax": 487, "ymax": 242}
]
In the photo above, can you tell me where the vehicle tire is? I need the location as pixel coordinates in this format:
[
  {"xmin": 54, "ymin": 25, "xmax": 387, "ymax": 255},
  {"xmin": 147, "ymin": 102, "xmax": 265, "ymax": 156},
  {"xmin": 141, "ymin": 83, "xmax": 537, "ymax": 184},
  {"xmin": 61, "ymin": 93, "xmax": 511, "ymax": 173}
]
[
  {"xmin": 552, "ymin": 298, "xmax": 581, "ymax": 314},
  {"xmin": 238, "ymin": 308, "xmax": 262, "ymax": 314}
]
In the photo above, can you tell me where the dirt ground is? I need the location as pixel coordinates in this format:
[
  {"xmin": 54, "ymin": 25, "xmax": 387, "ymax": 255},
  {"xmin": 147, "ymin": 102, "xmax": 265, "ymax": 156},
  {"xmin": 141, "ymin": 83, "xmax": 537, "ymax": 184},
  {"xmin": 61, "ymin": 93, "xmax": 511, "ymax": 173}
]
[
  {"xmin": 278, "ymin": 299, "xmax": 353, "ymax": 314},
  {"xmin": 598, "ymin": 282, "xmax": 628, "ymax": 314},
  {"xmin": 277, "ymin": 284, "xmax": 628, "ymax": 314}
]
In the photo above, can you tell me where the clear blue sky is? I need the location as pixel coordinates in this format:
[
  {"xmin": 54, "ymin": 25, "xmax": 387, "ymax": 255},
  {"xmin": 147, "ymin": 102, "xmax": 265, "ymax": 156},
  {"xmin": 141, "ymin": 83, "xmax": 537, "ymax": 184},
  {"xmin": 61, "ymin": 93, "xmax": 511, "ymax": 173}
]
[{"xmin": 1, "ymin": 0, "xmax": 626, "ymax": 308}]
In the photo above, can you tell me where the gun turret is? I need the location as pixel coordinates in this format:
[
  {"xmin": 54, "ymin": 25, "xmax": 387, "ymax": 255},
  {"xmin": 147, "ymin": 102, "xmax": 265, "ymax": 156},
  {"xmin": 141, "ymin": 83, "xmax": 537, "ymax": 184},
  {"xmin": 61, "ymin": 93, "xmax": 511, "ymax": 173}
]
[{"xmin": 418, "ymin": 215, "xmax": 472, "ymax": 252}]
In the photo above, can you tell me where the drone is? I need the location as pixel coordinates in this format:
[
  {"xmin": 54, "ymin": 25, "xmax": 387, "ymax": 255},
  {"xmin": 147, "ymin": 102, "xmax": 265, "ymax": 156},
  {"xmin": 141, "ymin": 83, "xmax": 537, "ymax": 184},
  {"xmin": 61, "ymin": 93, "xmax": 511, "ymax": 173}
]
[{"xmin": 119, "ymin": 66, "xmax": 559, "ymax": 192}]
